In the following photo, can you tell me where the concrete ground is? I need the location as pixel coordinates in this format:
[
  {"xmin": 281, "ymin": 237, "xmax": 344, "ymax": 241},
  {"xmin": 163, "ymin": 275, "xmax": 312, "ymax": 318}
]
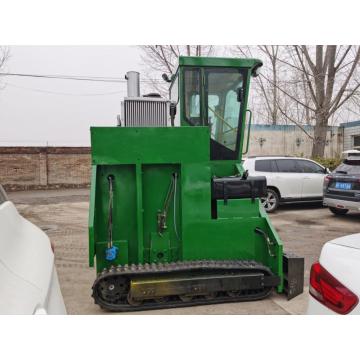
[{"xmin": 8, "ymin": 189, "xmax": 360, "ymax": 315}]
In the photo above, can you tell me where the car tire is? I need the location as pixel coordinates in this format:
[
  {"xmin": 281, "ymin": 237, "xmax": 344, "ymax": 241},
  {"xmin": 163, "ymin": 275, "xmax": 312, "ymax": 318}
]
[
  {"xmin": 329, "ymin": 207, "xmax": 349, "ymax": 216},
  {"xmin": 261, "ymin": 188, "xmax": 279, "ymax": 213}
]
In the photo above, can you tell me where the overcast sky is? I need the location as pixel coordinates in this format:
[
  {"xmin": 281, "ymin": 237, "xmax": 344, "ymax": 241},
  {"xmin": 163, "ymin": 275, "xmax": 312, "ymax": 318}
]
[
  {"xmin": 1, "ymin": 46, "xmax": 357, "ymax": 147},
  {"xmin": 0, "ymin": 46, "xmax": 154, "ymax": 146}
]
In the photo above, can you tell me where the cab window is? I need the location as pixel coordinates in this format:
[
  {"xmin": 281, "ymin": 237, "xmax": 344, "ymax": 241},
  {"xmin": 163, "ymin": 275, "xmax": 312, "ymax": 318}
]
[
  {"xmin": 184, "ymin": 68, "xmax": 201, "ymax": 125},
  {"xmin": 206, "ymin": 69, "xmax": 244, "ymax": 151}
]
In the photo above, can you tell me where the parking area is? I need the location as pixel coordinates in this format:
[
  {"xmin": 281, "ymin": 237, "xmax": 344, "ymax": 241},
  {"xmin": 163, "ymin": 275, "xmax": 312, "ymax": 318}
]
[{"xmin": 8, "ymin": 189, "xmax": 360, "ymax": 315}]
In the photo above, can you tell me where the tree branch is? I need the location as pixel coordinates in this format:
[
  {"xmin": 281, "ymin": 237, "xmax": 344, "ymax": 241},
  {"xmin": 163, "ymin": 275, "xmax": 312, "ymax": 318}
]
[
  {"xmin": 300, "ymin": 45, "xmax": 317, "ymax": 74},
  {"xmin": 335, "ymin": 45, "xmax": 352, "ymax": 71},
  {"xmin": 293, "ymin": 46, "xmax": 318, "ymax": 107},
  {"xmin": 329, "ymin": 81, "xmax": 360, "ymax": 117},
  {"xmin": 330, "ymin": 47, "xmax": 360, "ymax": 112},
  {"xmin": 260, "ymin": 72, "xmax": 316, "ymax": 112},
  {"xmin": 277, "ymin": 101, "xmax": 314, "ymax": 139}
]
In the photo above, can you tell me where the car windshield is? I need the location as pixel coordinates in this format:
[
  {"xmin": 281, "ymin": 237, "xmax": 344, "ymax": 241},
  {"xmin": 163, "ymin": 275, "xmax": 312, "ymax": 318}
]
[{"xmin": 334, "ymin": 159, "xmax": 360, "ymax": 175}]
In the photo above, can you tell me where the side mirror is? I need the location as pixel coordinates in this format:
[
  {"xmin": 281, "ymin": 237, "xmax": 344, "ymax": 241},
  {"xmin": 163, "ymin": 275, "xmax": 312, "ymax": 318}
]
[
  {"xmin": 251, "ymin": 62, "xmax": 263, "ymax": 77},
  {"xmin": 162, "ymin": 73, "xmax": 172, "ymax": 83},
  {"xmin": 325, "ymin": 167, "xmax": 330, "ymax": 174},
  {"xmin": 236, "ymin": 87, "xmax": 244, "ymax": 103}
]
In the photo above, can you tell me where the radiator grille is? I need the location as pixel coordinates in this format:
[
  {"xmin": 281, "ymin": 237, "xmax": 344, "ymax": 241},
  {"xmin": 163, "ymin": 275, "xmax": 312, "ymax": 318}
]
[{"xmin": 123, "ymin": 98, "xmax": 169, "ymax": 127}]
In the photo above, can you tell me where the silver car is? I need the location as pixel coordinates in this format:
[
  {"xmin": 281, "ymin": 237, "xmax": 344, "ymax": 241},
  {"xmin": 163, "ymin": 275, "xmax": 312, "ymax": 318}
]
[{"xmin": 323, "ymin": 154, "xmax": 360, "ymax": 215}]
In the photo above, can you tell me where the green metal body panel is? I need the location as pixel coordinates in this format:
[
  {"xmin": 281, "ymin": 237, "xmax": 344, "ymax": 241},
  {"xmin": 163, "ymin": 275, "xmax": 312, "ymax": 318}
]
[
  {"xmin": 88, "ymin": 56, "xmax": 284, "ymax": 293},
  {"xmin": 91, "ymin": 127, "xmax": 209, "ymax": 164},
  {"xmin": 178, "ymin": 56, "xmax": 262, "ymax": 69}
]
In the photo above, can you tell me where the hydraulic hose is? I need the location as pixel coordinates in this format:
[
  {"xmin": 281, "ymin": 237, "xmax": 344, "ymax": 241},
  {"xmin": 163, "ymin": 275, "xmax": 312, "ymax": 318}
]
[{"xmin": 173, "ymin": 173, "xmax": 180, "ymax": 241}]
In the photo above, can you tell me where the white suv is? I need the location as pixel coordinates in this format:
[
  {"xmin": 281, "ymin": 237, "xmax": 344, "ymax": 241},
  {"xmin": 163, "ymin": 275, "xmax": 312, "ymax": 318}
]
[{"xmin": 243, "ymin": 156, "xmax": 328, "ymax": 212}]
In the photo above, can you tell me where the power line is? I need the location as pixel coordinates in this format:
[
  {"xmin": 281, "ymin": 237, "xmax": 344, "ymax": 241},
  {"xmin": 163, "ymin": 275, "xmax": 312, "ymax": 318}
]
[
  {"xmin": 4, "ymin": 82, "xmax": 127, "ymax": 96},
  {"xmin": 0, "ymin": 72, "xmax": 163, "ymax": 83},
  {"xmin": 0, "ymin": 72, "xmax": 125, "ymax": 83}
]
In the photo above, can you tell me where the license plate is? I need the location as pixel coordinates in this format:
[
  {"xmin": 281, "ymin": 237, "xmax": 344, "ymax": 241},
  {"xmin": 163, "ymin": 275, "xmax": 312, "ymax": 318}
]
[{"xmin": 335, "ymin": 182, "xmax": 352, "ymax": 190}]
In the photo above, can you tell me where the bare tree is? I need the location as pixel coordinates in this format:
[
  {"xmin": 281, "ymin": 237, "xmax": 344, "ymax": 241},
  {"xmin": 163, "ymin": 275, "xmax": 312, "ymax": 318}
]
[
  {"xmin": 140, "ymin": 45, "xmax": 213, "ymax": 75},
  {"xmin": 258, "ymin": 46, "xmax": 280, "ymax": 125},
  {"xmin": 235, "ymin": 46, "xmax": 283, "ymax": 125},
  {"xmin": 298, "ymin": 46, "xmax": 360, "ymax": 157},
  {"xmin": 275, "ymin": 59, "xmax": 315, "ymax": 129},
  {"xmin": 261, "ymin": 45, "xmax": 360, "ymax": 157},
  {"xmin": 139, "ymin": 45, "xmax": 213, "ymax": 95}
]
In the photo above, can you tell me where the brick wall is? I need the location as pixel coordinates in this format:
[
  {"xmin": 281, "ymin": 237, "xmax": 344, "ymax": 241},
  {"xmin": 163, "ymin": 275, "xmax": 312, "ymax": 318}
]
[
  {"xmin": 0, "ymin": 125, "xmax": 347, "ymax": 191},
  {"xmin": 0, "ymin": 147, "xmax": 91, "ymax": 191}
]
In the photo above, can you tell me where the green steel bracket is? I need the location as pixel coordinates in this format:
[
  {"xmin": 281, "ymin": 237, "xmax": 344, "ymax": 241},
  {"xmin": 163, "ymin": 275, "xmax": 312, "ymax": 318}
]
[
  {"xmin": 235, "ymin": 163, "xmax": 244, "ymax": 176},
  {"xmin": 135, "ymin": 164, "xmax": 144, "ymax": 263},
  {"xmin": 258, "ymin": 203, "xmax": 284, "ymax": 292},
  {"xmin": 254, "ymin": 227, "xmax": 276, "ymax": 257},
  {"xmin": 242, "ymin": 109, "xmax": 252, "ymax": 155},
  {"xmin": 88, "ymin": 165, "xmax": 97, "ymax": 267}
]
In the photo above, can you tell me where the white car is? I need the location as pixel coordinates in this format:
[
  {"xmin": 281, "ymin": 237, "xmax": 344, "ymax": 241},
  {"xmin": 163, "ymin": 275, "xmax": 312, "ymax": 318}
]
[
  {"xmin": 0, "ymin": 185, "xmax": 66, "ymax": 314},
  {"xmin": 307, "ymin": 233, "xmax": 360, "ymax": 315},
  {"xmin": 243, "ymin": 156, "xmax": 328, "ymax": 212}
]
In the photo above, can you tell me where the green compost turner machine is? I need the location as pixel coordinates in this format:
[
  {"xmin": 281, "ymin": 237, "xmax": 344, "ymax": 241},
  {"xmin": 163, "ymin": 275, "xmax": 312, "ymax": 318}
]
[{"xmin": 89, "ymin": 56, "xmax": 304, "ymax": 311}]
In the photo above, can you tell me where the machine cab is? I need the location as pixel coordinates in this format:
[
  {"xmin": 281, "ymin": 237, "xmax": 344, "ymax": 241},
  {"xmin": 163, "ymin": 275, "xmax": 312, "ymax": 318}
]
[{"xmin": 169, "ymin": 56, "xmax": 262, "ymax": 161}]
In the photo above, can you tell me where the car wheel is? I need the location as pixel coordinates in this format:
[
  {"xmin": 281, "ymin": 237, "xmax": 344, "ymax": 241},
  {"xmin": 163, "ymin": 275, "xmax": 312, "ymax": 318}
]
[
  {"xmin": 261, "ymin": 188, "xmax": 279, "ymax": 213},
  {"xmin": 329, "ymin": 207, "xmax": 349, "ymax": 216}
]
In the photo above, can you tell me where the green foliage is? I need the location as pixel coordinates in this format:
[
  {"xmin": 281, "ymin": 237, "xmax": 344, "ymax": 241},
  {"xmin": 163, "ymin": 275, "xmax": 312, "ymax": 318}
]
[{"xmin": 311, "ymin": 156, "xmax": 342, "ymax": 170}]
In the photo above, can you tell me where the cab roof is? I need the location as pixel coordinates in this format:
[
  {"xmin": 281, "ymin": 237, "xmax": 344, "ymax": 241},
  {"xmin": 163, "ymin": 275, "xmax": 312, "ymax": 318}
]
[{"xmin": 178, "ymin": 56, "xmax": 262, "ymax": 69}]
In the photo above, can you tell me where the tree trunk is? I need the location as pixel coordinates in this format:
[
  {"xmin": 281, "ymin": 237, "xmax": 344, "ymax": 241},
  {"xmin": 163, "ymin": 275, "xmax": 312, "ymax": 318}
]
[
  {"xmin": 271, "ymin": 57, "xmax": 278, "ymax": 125},
  {"xmin": 311, "ymin": 112, "xmax": 328, "ymax": 157}
]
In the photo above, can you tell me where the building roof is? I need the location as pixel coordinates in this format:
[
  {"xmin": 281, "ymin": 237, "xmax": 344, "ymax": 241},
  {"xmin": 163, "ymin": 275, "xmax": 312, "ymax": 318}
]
[
  {"xmin": 249, "ymin": 124, "xmax": 339, "ymax": 131},
  {"xmin": 340, "ymin": 120, "xmax": 360, "ymax": 128}
]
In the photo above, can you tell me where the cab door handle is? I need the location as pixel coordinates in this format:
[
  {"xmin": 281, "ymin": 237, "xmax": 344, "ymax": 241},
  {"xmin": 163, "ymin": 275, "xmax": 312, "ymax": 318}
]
[{"xmin": 242, "ymin": 109, "xmax": 252, "ymax": 155}]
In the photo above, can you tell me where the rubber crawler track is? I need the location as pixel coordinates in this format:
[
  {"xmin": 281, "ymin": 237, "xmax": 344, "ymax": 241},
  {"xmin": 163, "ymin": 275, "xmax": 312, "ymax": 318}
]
[{"xmin": 92, "ymin": 260, "xmax": 279, "ymax": 312}]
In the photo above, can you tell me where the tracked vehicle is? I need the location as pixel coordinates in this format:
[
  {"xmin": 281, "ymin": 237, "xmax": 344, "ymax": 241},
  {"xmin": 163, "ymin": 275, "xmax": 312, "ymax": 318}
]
[{"xmin": 89, "ymin": 56, "xmax": 304, "ymax": 311}]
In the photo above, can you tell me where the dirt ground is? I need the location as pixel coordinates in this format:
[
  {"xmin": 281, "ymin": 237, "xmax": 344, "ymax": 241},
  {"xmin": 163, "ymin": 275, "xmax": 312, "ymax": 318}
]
[{"xmin": 8, "ymin": 189, "xmax": 360, "ymax": 315}]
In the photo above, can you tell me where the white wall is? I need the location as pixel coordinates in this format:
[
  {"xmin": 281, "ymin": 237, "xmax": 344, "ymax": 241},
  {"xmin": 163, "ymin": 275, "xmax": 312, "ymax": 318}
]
[{"xmin": 246, "ymin": 125, "xmax": 343, "ymax": 158}]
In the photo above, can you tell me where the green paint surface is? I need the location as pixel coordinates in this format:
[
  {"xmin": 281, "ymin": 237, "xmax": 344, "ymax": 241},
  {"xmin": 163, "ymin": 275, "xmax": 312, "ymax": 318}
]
[
  {"xmin": 89, "ymin": 56, "xmax": 284, "ymax": 293},
  {"xmin": 178, "ymin": 56, "xmax": 262, "ymax": 69}
]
